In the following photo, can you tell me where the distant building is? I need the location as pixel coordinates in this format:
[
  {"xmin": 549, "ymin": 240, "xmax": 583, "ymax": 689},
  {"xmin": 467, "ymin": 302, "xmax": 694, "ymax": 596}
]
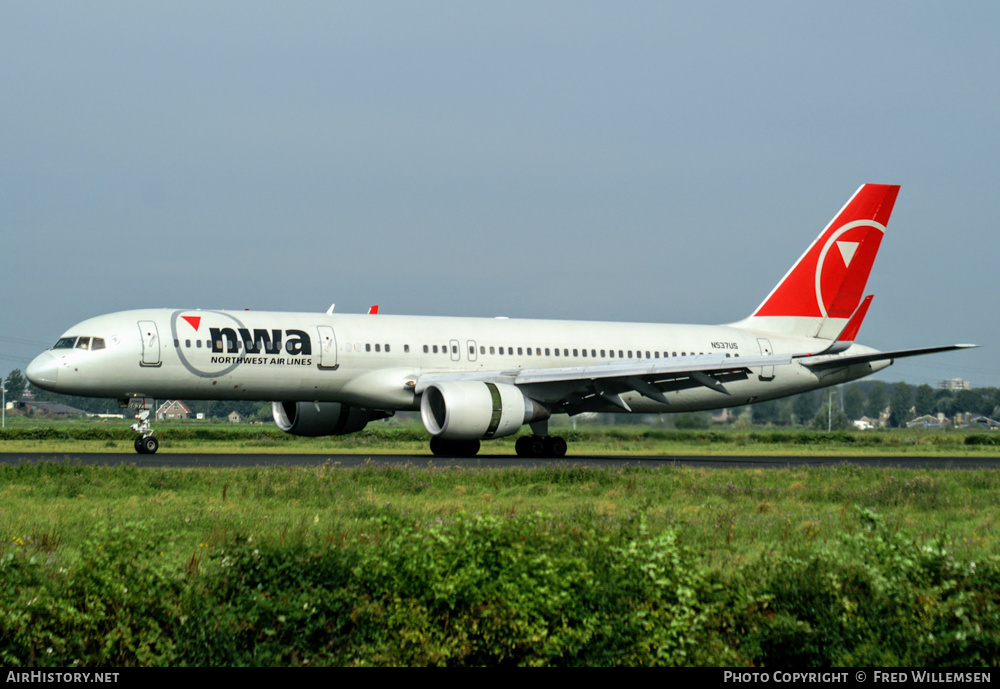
[
  {"xmin": 939, "ymin": 378, "xmax": 972, "ymax": 391},
  {"xmin": 970, "ymin": 416, "xmax": 1000, "ymax": 430},
  {"xmin": 907, "ymin": 413, "xmax": 951, "ymax": 429},
  {"xmin": 157, "ymin": 400, "xmax": 192, "ymax": 420},
  {"xmin": 228, "ymin": 411, "xmax": 242, "ymax": 424}
]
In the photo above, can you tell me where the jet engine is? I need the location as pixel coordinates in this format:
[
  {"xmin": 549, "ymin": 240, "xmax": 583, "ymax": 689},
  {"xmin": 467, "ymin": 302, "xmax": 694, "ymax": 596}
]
[
  {"xmin": 419, "ymin": 381, "xmax": 549, "ymax": 440},
  {"xmin": 272, "ymin": 401, "xmax": 390, "ymax": 437}
]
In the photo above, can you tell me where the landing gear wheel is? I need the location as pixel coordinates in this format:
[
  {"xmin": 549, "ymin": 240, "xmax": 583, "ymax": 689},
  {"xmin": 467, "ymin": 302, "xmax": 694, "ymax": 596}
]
[
  {"xmin": 516, "ymin": 435, "xmax": 567, "ymax": 458},
  {"xmin": 430, "ymin": 437, "xmax": 480, "ymax": 457},
  {"xmin": 135, "ymin": 436, "xmax": 158, "ymax": 455},
  {"xmin": 544, "ymin": 436, "xmax": 568, "ymax": 458}
]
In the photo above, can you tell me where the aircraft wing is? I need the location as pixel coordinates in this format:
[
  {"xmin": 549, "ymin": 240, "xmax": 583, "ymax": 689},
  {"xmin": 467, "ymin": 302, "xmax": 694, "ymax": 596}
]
[
  {"xmin": 413, "ymin": 352, "xmax": 793, "ymax": 412},
  {"xmin": 798, "ymin": 344, "xmax": 979, "ymax": 371}
]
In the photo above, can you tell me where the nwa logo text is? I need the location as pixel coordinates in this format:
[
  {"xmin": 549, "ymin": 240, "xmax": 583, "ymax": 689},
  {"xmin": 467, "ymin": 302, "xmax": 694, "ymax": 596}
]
[{"xmin": 209, "ymin": 328, "xmax": 312, "ymax": 356}]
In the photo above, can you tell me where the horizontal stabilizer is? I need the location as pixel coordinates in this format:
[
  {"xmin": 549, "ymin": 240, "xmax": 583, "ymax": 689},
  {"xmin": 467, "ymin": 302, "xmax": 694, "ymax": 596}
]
[{"xmin": 801, "ymin": 344, "xmax": 979, "ymax": 371}]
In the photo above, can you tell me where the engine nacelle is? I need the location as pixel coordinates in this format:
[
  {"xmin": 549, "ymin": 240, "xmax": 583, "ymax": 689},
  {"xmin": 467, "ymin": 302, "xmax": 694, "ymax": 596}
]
[
  {"xmin": 420, "ymin": 381, "xmax": 549, "ymax": 440},
  {"xmin": 272, "ymin": 401, "xmax": 389, "ymax": 437}
]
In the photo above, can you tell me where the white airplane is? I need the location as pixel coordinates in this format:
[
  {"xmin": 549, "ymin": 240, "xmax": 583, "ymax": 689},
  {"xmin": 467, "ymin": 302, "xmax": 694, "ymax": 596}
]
[{"xmin": 26, "ymin": 184, "xmax": 974, "ymax": 457}]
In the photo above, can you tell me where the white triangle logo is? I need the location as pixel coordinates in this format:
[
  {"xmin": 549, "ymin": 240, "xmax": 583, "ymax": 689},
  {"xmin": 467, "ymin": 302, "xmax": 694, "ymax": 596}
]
[{"xmin": 837, "ymin": 241, "xmax": 859, "ymax": 267}]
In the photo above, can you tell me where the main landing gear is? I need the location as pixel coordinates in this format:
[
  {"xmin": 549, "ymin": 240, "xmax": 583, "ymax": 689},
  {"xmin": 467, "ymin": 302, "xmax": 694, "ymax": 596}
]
[
  {"xmin": 427, "ymin": 420, "xmax": 568, "ymax": 459},
  {"xmin": 514, "ymin": 419, "xmax": 567, "ymax": 458},
  {"xmin": 514, "ymin": 434, "xmax": 567, "ymax": 458},
  {"xmin": 429, "ymin": 436, "xmax": 480, "ymax": 458}
]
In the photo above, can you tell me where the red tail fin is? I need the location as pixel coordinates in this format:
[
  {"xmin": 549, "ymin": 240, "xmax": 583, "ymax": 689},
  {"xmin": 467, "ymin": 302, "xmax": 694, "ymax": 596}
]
[{"xmin": 754, "ymin": 184, "xmax": 898, "ymax": 319}]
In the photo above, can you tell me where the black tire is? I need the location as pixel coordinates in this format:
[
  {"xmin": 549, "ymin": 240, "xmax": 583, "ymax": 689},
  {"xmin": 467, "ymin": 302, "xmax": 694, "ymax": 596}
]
[
  {"xmin": 430, "ymin": 437, "xmax": 480, "ymax": 457},
  {"xmin": 134, "ymin": 437, "xmax": 146, "ymax": 454},
  {"xmin": 140, "ymin": 436, "xmax": 159, "ymax": 455},
  {"xmin": 516, "ymin": 435, "xmax": 549, "ymax": 458},
  {"xmin": 545, "ymin": 436, "xmax": 568, "ymax": 458}
]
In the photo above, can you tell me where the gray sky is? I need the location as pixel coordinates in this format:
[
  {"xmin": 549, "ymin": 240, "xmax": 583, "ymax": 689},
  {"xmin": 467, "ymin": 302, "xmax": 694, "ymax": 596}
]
[{"xmin": 3, "ymin": 2, "xmax": 997, "ymax": 388}]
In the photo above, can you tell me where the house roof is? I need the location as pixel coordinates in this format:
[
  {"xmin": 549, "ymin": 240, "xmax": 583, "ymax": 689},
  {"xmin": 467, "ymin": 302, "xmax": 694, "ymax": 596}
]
[{"xmin": 156, "ymin": 400, "xmax": 192, "ymax": 414}]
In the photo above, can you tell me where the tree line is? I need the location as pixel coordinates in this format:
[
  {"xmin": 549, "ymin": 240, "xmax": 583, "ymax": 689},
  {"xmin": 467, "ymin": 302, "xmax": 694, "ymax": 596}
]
[{"xmin": 5, "ymin": 367, "xmax": 999, "ymax": 429}]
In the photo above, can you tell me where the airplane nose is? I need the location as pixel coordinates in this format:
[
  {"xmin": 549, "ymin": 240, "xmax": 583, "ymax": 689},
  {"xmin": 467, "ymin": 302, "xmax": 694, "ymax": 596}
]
[{"xmin": 26, "ymin": 352, "xmax": 59, "ymax": 388}]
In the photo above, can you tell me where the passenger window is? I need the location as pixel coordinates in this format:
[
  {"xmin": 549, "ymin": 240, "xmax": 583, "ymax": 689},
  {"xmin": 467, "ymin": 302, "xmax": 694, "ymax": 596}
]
[
  {"xmin": 197, "ymin": 340, "xmax": 202, "ymax": 348},
  {"xmin": 591, "ymin": 349, "xmax": 596, "ymax": 357},
  {"xmin": 573, "ymin": 349, "xmax": 578, "ymax": 357},
  {"xmin": 489, "ymin": 346, "xmax": 495, "ymax": 355},
  {"xmin": 366, "ymin": 344, "xmax": 372, "ymax": 352},
  {"xmin": 423, "ymin": 345, "xmax": 428, "ymax": 353},
  {"xmin": 386, "ymin": 344, "xmax": 391, "ymax": 352},
  {"xmin": 186, "ymin": 340, "xmax": 191, "ymax": 348},
  {"xmin": 582, "ymin": 349, "xmax": 587, "ymax": 357},
  {"xmin": 517, "ymin": 347, "xmax": 523, "ymax": 355},
  {"xmin": 600, "ymin": 349, "xmax": 606, "ymax": 358},
  {"xmin": 432, "ymin": 345, "xmax": 438, "ymax": 353},
  {"xmin": 375, "ymin": 344, "xmax": 380, "ymax": 352}
]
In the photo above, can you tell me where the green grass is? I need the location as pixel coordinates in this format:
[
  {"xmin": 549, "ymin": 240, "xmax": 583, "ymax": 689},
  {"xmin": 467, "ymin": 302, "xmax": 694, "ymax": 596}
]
[
  {"xmin": 3, "ymin": 461, "xmax": 999, "ymax": 566},
  {"xmin": 2, "ymin": 461, "xmax": 1000, "ymax": 666}
]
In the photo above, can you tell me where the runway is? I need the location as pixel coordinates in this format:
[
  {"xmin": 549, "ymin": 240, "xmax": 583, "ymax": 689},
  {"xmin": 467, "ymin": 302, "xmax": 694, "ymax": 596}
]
[{"xmin": 1, "ymin": 452, "xmax": 996, "ymax": 470}]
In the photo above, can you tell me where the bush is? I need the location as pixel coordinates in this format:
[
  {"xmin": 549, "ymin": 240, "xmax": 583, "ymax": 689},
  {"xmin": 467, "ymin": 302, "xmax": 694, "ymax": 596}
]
[
  {"xmin": 726, "ymin": 508, "xmax": 1000, "ymax": 666},
  {"xmin": 185, "ymin": 514, "xmax": 712, "ymax": 666}
]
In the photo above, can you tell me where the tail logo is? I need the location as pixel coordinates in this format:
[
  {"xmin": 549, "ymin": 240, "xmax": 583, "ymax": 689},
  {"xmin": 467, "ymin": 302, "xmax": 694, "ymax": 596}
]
[
  {"xmin": 837, "ymin": 241, "xmax": 858, "ymax": 267},
  {"xmin": 815, "ymin": 220, "xmax": 885, "ymax": 319}
]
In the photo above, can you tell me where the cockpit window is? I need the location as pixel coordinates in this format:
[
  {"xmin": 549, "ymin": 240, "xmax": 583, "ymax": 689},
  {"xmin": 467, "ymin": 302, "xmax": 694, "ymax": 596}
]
[{"xmin": 52, "ymin": 336, "xmax": 106, "ymax": 351}]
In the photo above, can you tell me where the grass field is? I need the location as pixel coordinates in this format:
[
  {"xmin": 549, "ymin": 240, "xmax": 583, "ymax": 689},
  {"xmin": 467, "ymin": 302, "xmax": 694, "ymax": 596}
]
[{"xmin": 2, "ymin": 421, "xmax": 999, "ymax": 665}]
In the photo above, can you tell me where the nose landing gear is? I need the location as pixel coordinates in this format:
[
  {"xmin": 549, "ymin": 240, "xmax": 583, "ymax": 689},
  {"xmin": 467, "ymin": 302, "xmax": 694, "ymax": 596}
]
[{"xmin": 121, "ymin": 397, "xmax": 159, "ymax": 454}]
